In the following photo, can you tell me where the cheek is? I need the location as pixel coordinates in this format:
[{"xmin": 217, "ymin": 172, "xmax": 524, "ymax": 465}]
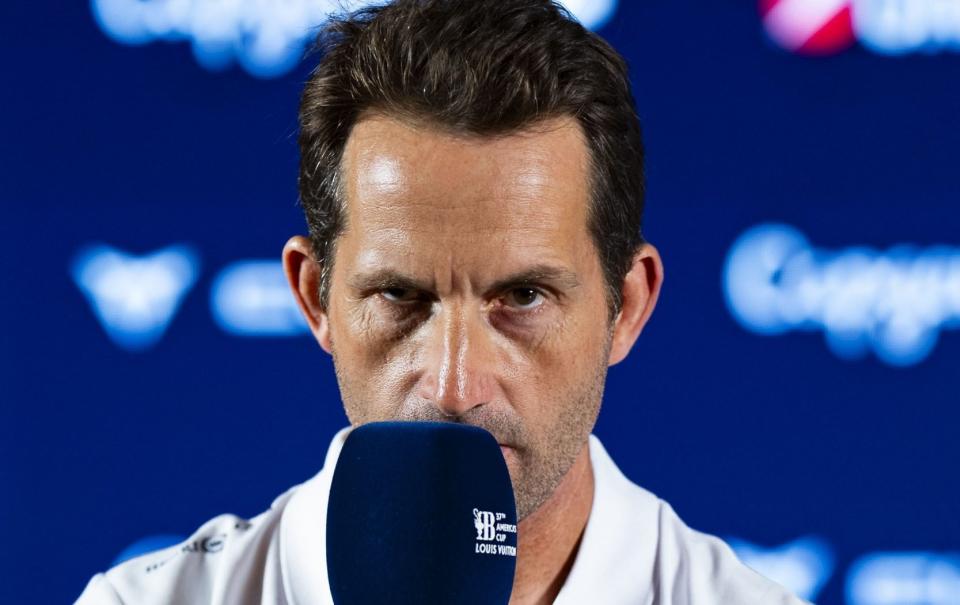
[
  {"xmin": 497, "ymin": 306, "xmax": 610, "ymax": 414},
  {"xmin": 329, "ymin": 302, "xmax": 425, "ymax": 421}
]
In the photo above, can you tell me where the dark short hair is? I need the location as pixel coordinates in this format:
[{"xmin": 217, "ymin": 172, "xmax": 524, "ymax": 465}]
[{"xmin": 298, "ymin": 0, "xmax": 645, "ymax": 315}]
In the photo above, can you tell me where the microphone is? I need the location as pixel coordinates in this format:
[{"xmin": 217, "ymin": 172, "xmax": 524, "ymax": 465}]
[{"xmin": 326, "ymin": 421, "xmax": 518, "ymax": 605}]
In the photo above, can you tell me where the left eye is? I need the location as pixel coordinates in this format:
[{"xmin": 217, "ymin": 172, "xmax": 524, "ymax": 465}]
[
  {"xmin": 381, "ymin": 287, "xmax": 421, "ymax": 303},
  {"xmin": 504, "ymin": 287, "xmax": 544, "ymax": 309}
]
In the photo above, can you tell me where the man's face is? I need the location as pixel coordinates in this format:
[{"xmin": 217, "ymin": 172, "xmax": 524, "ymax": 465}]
[{"xmin": 323, "ymin": 114, "xmax": 613, "ymax": 519}]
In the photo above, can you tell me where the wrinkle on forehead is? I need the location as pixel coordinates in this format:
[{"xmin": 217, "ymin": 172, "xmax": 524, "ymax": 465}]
[
  {"xmin": 336, "ymin": 114, "xmax": 596, "ymax": 292},
  {"xmin": 342, "ymin": 114, "xmax": 589, "ymax": 211}
]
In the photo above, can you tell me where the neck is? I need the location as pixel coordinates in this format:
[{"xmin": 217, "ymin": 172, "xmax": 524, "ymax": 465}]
[{"xmin": 509, "ymin": 442, "xmax": 595, "ymax": 605}]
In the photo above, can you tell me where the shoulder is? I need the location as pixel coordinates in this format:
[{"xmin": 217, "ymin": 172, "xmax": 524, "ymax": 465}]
[
  {"xmin": 579, "ymin": 436, "xmax": 808, "ymax": 605},
  {"xmin": 74, "ymin": 428, "xmax": 352, "ymax": 605},
  {"xmin": 74, "ymin": 486, "xmax": 299, "ymax": 605},
  {"xmin": 652, "ymin": 500, "xmax": 809, "ymax": 605}
]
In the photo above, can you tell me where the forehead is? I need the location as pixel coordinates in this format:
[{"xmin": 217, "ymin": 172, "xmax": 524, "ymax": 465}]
[{"xmin": 338, "ymin": 114, "xmax": 594, "ymax": 271}]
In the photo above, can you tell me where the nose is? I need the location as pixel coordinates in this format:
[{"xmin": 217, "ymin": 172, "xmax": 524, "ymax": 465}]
[{"xmin": 417, "ymin": 304, "xmax": 496, "ymax": 416}]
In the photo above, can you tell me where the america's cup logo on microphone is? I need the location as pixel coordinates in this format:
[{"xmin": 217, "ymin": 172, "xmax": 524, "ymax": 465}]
[
  {"xmin": 473, "ymin": 509, "xmax": 497, "ymax": 541},
  {"xmin": 473, "ymin": 509, "xmax": 518, "ymax": 557}
]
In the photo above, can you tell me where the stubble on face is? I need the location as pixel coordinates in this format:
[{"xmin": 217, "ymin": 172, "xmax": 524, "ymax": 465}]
[
  {"xmin": 324, "ymin": 113, "xmax": 614, "ymax": 521},
  {"xmin": 331, "ymin": 329, "xmax": 610, "ymax": 520}
]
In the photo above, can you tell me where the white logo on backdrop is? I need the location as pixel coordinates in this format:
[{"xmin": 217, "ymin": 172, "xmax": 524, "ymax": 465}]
[
  {"xmin": 210, "ymin": 261, "xmax": 308, "ymax": 336},
  {"xmin": 71, "ymin": 249, "xmax": 308, "ymax": 350},
  {"xmin": 91, "ymin": 0, "xmax": 619, "ymax": 78},
  {"xmin": 846, "ymin": 552, "xmax": 960, "ymax": 605},
  {"xmin": 763, "ymin": 0, "xmax": 960, "ymax": 57},
  {"xmin": 728, "ymin": 536, "xmax": 835, "ymax": 602},
  {"xmin": 71, "ymin": 244, "xmax": 200, "ymax": 351},
  {"xmin": 723, "ymin": 224, "xmax": 960, "ymax": 366},
  {"xmin": 855, "ymin": 0, "xmax": 960, "ymax": 56}
]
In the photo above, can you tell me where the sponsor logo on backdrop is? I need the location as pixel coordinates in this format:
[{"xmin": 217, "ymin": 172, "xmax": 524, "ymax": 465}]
[
  {"xmin": 761, "ymin": 0, "xmax": 960, "ymax": 56},
  {"xmin": 210, "ymin": 261, "xmax": 308, "ymax": 336},
  {"xmin": 71, "ymin": 246, "xmax": 307, "ymax": 350},
  {"xmin": 760, "ymin": 0, "xmax": 856, "ymax": 55},
  {"xmin": 728, "ymin": 536, "xmax": 835, "ymax": 602},
  {"xmin": 846, "ymin": 552, "xmax": 960, "ymax": 605},
  {"xmin": 723, "ymin": 224, "xmax": 960, "ymax": 366},
  {"xmin": 728, "ymin": 539, "xmax": 960, "ymax": 605},
  {"xmin": 91, "ymin": 0, "xmax": 618, "ymax": 78},
  {"xmin": 71, "ymin": 244, "xmax": 200, "ymax": 351}
]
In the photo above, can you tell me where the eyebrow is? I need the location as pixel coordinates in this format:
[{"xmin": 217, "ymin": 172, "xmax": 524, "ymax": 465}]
[
  {"xmin": 487, "ymin": 264, "xmax": 581, "ymax": 294},
  {"xmin": 347, "ymin": 264, "xmax": 581, "ymax": 295}
]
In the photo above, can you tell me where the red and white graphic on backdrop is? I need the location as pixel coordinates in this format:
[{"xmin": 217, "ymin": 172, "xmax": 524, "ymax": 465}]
[{"xmin": 759, "ymin": 0, "xmax": 856, "ymax": 55}]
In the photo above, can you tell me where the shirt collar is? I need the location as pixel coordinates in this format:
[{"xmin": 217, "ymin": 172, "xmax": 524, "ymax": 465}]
[
  {"xmin": 279, "ymin": 426, "xmax": 352, "ymax": 605},
  {"xmin": 554, "ymin": 435, "xmax": 661, "ymax": 605}
]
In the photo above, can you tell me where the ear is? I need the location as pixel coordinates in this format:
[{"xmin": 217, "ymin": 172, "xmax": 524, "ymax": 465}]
[
  {"xmin": 283, "ymin": 235, "xmax": 332, "ymax": 354},
  {"xmin": 608, "ymin": 243, "xmax": 664, "ymax": 366}
]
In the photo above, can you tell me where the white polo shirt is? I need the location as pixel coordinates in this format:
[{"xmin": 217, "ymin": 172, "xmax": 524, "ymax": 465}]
[{"xmin": 76, "ymin": 429, "xmax": 807, "ymax": 604}]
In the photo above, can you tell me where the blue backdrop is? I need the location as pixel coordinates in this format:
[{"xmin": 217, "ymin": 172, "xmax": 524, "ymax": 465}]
[{"xmin": 3, "ymin": 1, "xmax": 958, "ymax": 603}]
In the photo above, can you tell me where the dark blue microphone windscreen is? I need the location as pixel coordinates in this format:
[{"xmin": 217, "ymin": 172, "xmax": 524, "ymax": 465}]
[{"xmin": 326, "ymin": 421, "xmax": 518, "ymax": 605}]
